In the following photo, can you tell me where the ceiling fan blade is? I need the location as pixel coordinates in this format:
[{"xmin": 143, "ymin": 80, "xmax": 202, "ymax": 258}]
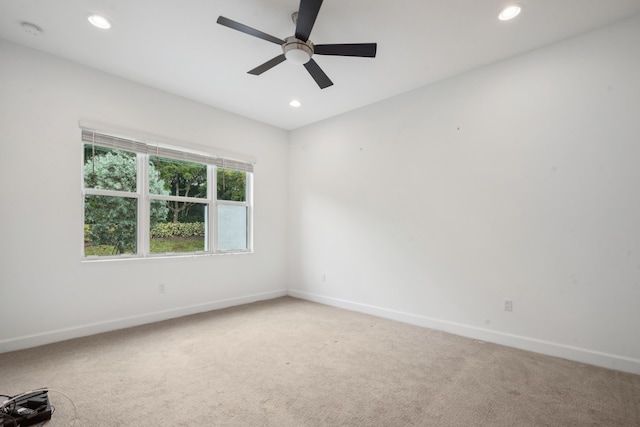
[
  {"xmin": 304, "ymin": 59, "xmax": 333, "ymax": 89},
  {"xmin": 248, "ymin": 55, "xmax": 287, "ymax": 75},
  {"xmin": 295, "ymin": 0, "xmax": 323, "ymax": 42},
  {"xmin": 314, "ymin": 43, "xmax": 377, "ymax": 58},
  {"xmin": 217, "ymin": 16, "xmax": 285, "ymax": 45}
]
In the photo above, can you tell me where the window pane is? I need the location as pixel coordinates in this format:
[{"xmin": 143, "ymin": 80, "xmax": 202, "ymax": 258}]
[
  {"xmin": 84, "ymin": 195, "xmax": 137, "ymax": 256},
  {"xmin": 217, "ymin": 169, "xmax": 246, "ymax": 202},
  {"xmin": 150, "ymin": 156, "xmax": 207, "ymax": 199},
  {"xmin": 218, "ymin": 205, "xmax": 247, "ymax": 251},
  {"xmin": 150, "ymin": 200, "xmax": 206, "ymax": 253},
  {"xmin": 84, "ymin": 144, "xmax": 137, "ymax": 192}
]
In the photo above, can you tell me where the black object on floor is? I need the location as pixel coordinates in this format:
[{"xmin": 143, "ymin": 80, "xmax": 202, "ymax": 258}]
[{"xmin": 1, "ymin": 389, "xmax": 52, "ymax": 427}]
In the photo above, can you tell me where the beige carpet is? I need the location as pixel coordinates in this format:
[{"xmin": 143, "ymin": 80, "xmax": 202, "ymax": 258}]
[{"xmin": 0, "ymin": 297, "xmax": 638, "ymax": 426}]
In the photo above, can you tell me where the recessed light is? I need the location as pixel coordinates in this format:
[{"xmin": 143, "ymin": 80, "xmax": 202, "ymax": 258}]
[
  {"xmin": 289, "ymin": 100, "xmax": 302, "ymax": 108},
  {"xmin": 87, "ymin": 14, "xmax": 112, "ymax": 29},
  {"xmin": 499, "ymin": 5, "xmax": 522, "ymax": 21}
]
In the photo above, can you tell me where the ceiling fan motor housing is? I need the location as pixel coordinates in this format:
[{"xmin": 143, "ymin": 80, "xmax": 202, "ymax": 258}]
[{"xmin": 283, "ymin": 36, "xmax": 314, "ymax": 65}]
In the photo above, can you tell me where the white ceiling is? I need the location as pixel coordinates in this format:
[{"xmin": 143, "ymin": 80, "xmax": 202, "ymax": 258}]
[{"xmin": 2, "ymin": 0, "xmax": 640, "ymax": 130}]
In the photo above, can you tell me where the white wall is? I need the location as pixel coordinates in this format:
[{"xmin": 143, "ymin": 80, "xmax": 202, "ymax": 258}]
[
  {"xmin": 288, "ymin": 15, "xmax": 640, "ymax": 374},
  {"xmin": 0, "ymin": 40, "xmax": 289, "ymax": 351}
]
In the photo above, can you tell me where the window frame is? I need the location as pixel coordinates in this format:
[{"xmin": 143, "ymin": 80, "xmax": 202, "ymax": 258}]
[{"xmin": 81, "ymin": 128, "xmax": 254, "ymax": 260}]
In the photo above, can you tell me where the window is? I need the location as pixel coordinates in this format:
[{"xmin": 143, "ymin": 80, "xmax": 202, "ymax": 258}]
[
  {"xmin": 82, "ymin": 129, "xmax": 253, "ymax": 258},
  {"xmin": 217, "ymin": 168, "xmax": 249, "ymax": 251}
]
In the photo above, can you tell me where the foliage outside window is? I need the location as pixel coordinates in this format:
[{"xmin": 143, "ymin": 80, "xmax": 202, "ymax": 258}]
[{"xmin": 82, "ymin": 130, "xmax": 253, "ymax": 258}]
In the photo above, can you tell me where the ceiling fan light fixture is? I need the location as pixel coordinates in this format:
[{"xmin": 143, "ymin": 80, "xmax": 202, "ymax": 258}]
[
  {"xmin": 499, "ymin": 5, "xmax": 522, "ymax": 21},
  {"xmin": 285, "ymin": 49, "xmax": 311, "ymax": 65},
  {"xmin": 87, "ymin": 14, "xmax": 112, "ymax": 29},
  {"xmin": 283, "ymin": 37, "xmax": 313, "ymax": 65}
]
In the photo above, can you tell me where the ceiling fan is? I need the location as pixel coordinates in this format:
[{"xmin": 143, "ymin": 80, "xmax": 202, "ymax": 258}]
[{"xmin": 217, "ymin": 0, "xmax": 377, "ymax": 89}]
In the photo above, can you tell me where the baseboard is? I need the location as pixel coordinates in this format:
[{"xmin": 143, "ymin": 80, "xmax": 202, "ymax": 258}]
[
  {"xmin": 0, "ymin": 289, "xmax": 287, "ymax": 354},
  {"xmin": 288, "ymin": 289, "xmax": 640, "ymax": 376}
]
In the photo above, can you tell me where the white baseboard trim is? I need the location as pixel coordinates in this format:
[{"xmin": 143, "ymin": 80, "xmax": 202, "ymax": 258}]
[
  {"xmin": 288, "ymin": 289, "xmax": 640, "ymax": 375},
  {"xmin": 0, "ymin": 289, "xmax": 287, "ymax": 354}
]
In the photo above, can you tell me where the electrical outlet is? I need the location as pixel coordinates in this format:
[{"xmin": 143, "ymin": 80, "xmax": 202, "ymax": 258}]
[
  {"xmin": 159, "ymin": 284, "xmax": 166, "ymax": 294},
  {"xmin": 504, "ymin": 299, "xmax": 513, "ymax": 312},
  {"xmin": 321, "ymin": 273, "xmax": 326, "ymax": 282}
]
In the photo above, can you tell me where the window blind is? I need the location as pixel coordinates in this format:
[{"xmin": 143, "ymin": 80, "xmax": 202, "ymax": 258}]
[
  {"xmin": 81, "ymin": 130, "xmax": 148, "ymax": 154},
  {"xmin": 81, "ymin": 129, "xmax": 254, "ymax": 173}
]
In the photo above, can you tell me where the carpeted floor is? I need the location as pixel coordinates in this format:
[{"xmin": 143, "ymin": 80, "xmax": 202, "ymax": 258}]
[{"xmin": 1, "ymin": 297, "xmax": 639, "ymax": 426}]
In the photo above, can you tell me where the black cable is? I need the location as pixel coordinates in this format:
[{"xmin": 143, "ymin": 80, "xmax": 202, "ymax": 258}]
[
  {"xmin": 0, "ymin": 400, "xmax": 15, "ymax": 417},
  {"xmin": 0, "ymin": 394, "xmax": 11, "ymax": 408},
  {"xmin": 0, "ymin": 395, "xmax": 11, "ymax": 422},
  {"xmin": 0, "ymin": 411, "xmax": 17, "ymax": 427}
]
